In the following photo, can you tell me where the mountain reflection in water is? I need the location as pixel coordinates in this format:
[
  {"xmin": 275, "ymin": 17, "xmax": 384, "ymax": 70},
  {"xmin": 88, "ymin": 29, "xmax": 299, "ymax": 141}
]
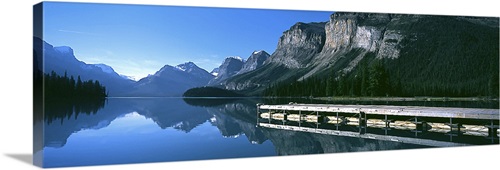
[{"xmin": 41, "ymin": 97, "xmax": 497, "ymax": 167}]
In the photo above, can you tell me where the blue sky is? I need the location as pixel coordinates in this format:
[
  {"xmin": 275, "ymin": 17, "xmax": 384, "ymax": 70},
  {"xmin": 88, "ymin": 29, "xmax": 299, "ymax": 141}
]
[{"xmin": 43, "ymin": 2, "xmax": 333, "ymax": 80}]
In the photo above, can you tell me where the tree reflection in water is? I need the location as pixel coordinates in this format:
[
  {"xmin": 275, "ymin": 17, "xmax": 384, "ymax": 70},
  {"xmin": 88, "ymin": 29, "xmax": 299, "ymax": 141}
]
[{"xmin": 44, "ymin": 98, "xmax": 106, "ymax": 125}]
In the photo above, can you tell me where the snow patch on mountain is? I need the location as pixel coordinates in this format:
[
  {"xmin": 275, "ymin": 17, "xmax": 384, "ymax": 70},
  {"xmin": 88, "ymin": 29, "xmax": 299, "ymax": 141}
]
[
  {"xmin": 228, "ymin": 56, "xmax": 244, "ymax": 62},
  {"xmin": 210, "ymin": 68, "xmax": 220, "ymax": 77},
  {"xmin": 253, "ymin": 50, "xmax": 264, "ymax": 55}
]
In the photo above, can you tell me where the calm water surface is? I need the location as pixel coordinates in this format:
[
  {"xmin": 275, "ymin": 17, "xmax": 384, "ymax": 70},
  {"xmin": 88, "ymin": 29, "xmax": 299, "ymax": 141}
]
[{"xmin": 39, "ymin": 97, "xmax": 498, "ymax": 167}]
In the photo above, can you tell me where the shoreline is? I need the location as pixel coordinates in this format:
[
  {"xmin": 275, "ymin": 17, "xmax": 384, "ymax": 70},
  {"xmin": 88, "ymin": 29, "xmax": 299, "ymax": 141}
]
[{"xmin": 105, "ymin": 96, "xmax": 499, "ymax": 103}]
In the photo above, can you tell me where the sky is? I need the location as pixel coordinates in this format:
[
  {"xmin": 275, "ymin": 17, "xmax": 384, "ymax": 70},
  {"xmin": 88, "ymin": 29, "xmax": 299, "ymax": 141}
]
[{"xmin": 43, "ymin": 2, "xmax": 333, "ymax": 80}]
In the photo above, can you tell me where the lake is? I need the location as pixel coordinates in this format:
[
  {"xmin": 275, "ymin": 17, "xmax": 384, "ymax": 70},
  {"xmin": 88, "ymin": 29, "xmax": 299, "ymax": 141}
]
[{"xmin": 38, "ymin": 97, "xmax": 498, "ymax": 167}]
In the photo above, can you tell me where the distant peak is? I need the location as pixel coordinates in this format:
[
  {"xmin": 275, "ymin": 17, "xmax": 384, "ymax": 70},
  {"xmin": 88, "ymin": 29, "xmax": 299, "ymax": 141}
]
[
  {"xmin": 175, "ymin": 61, "xmax": 200, "ymax": 71},
  {"xmin": 158, "ymin": 64, "xmax": 175, "ymax": 72},
  {"xmin": 177, "ymin": 61, "xmax": 196, "ymax": 67},
  {"xmin": 183, "ymin": 61, "xmax": 195, "ymax": 65},
  {"xmin": 174, "ymin": 65, "xmax": 186, "ymax": 72},
  {"xmin": 227, "ymin": 56, "xmax": 244, "ymax": 62},
  {"xmin": 54, "ymin": 46, "xmax": 74, "ymax": 54},
  {"xmin": 252, "ymin": 50, "xmax": 270, "ymax": 56},
  {"xmin": 253, "ymin": 50, "xmax": 264, "ymax": 55}
]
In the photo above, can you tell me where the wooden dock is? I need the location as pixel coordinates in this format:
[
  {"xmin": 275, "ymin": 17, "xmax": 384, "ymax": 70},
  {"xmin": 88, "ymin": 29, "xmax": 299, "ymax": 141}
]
[
  {"xmin": 258, "ymin": 104, "xmax": 499, "ymax": 120},
  {"xmin": 257, "ymin": 103, "xmax": 499, "ymax": 139}
]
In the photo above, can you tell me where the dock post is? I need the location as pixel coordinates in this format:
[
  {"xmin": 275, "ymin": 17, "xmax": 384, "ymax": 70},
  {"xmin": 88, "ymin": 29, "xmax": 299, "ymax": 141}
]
[
  {"xmin": 316, "ymin": 111, "xmax": 319, "ymax": 129},
  {"xmin": 445, "ymin": 118, "xmax": 464, "ymax": 142},
  {"xmin": 415, "ymin": 117, "xmax": 421, "ymax": 130},
  {"xmin": 299, "ymin": 110, "xmax": 302, "ymax": 127},
  {"xmin": 269, "ymin": 109, "xmax": 273, "ymax": 123},
  {"xmin": 445, "ymin": 118, "xmax": 463, "ymax": 135},
  {"xmin": 411, "ymin": 117, "xmax": 424, "ymax": 137},
  {"xmin": 384, "ymin": 115, "xmax": 389, "ymax": 127},
  {"xmin": 359, "ymin": 112, "xmax": 367, "ymax": 127},
  {"xmin": 282, "ymin": 110, "xmax": 287, "ymax": 124},
  {"xmin": 383, "ymin": 115, "xmax": 391, "ymax": 135},
  {"xmin": 256, "ymin": 103, "xmax": 260, "ymax": 127},
  {"xmin": 486, "ymin": 120, "xmax": 499, "ymax": 138},
  {"xmin": 413, "ymin": 117, "xmax": 419, "ymax": 137},
  {"xmin": 359, "ymin": 112, "xmax": 366, "ymax": 134},
  {"xmin": 317, "ymin": 111, "xmax": 325, "ymax": 124},
  {"xmin": 255, "ymin": 103, "xmax": 260, "ymax": 127},
  {"xmin": 336, "ymin": 112, "xmax": 339, "ymax": 130}
]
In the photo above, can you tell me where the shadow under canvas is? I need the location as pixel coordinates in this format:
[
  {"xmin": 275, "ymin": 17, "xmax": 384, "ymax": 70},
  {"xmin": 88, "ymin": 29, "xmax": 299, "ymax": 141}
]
[{"xmin": 5, "ymin": 154, "xmax": 32, "ymax": 165}]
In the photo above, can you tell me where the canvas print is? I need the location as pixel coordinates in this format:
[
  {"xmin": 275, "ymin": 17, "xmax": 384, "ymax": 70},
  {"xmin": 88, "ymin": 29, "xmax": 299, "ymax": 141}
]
[{"xmin": 33, "ymin": 1, "xmax": 499, "ymax": 168}]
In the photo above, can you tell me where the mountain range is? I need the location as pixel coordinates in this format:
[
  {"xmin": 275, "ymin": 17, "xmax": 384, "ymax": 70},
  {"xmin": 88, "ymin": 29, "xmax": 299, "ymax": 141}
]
[
  {"xmin": 208, "ymin": 50, "xmax": 270, "ymax": 86},
  {"xmin": 126, "ymin": 62, "xmax": 214, "ymax": 96},
  {"xmin": 35, "ymin": 36, "xmax": 274, "ymax": 97},
  {"xmin": 218, "ymin": 12, "xmax": 499, "ymax": 96},
  {"xmin": 33, "ymin": 37, "xmax": 135, "ymax": 96},
  {"xmin": 34, "ymin": 36, "xmax": 270, "ymax": 97},
  {"xmin": 35, "ymin": 12, "xmax": 499, "ymax": 97}
]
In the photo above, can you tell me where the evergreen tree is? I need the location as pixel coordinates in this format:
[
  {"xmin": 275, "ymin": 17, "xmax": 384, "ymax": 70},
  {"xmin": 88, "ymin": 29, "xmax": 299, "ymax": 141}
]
[
  {"xmin": 368, "ymin": 60, "xmax": 389, "ymax": 96},
  {"xmin": 360, "ymin": 64, "xmax": 368, "ymax": 96},
  {"xmin": 489, "ymin": 70, "xmax": 499, "ymax": 97},
  {"xmin": 337, "ymin": 74, "xmax": 347, "ymax": 96}
]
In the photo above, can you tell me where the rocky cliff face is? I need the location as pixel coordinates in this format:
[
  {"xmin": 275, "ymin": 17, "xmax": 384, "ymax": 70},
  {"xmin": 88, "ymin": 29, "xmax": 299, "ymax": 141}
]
[
  {"xmin": 304, "ymin": 12, "xmax": 394, "ymax": 78},
  {"xmin": 208, "ymin": 56, "xmax": 245, "ymax": 86},
  {"xmin": 237, "ymin": 50, "xmax": 270, "ymax": 74},
  {"xmin": 322, "ymin": 13, "xmax": 392, "ymax": 51},
  {"xmin": 265, "ymin": 22, "xmax": 326, "ymax": 69},
  {"xmin": 219, "ymin": 22, "xmax": 327, "ymax": 92}
]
